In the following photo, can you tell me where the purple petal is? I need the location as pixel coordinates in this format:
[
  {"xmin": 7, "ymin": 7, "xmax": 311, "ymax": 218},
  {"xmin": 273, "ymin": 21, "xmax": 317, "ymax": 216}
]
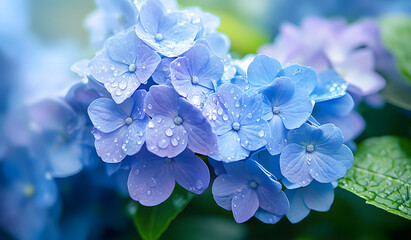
[
  {"xmin": 92, "ymin": 127, "xmax": 127, "ymax": 163},
  {"xmin": 212, "ymin": 174, "xmax": 247, "ymax": 210},
  {"xmin": 145, "ymin": 85, "xmax": 179, "ymax": 118},
  {"xmin": 128, "ymin": 150, "xmax": 175, "ymax": 206},
  {"xmin": 232, "ymin": 187, "xmax": 259, "ymax": 223},
  {"xmin": 107, "ymin": 29, "xmax": 141, "ymax": 64},
  {"xmin": 173, "ymin": 149, "xmax": 210, "ymax": 194}
]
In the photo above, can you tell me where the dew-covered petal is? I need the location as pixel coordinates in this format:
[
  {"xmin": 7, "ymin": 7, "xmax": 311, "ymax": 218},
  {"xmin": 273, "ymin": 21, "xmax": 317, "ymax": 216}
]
[
  {"xmin": 210, "ymin": 131, "xmax": 249, "ymax": 162},
  {"xmin": 303, "ymin": 181, "xmax": 334, "ymax": 212},
  {"xmin": 247, "ymin": 55, "xmax": 282, "ymax": 87},
  {"xmin": 173, "ymin": 149, "xmax": 210, "ymax": 194},
  {"xmin": 144, "ymin": 85, "xmax": 179, "ymax": 118},
  {"xmin": 254, "ymin": 208, "xmax": 283, "ymax": 224},
  {"xmin": 131, "ymin": 90, "xmax": 148, "ymax": 120},
  {"xmin": 265, "ymin": 115, "xmax": 288, "ymax": 155},
  {"xmin": 152, "ymin": 57, "xmax": 175, "ymax": 85},
  {"xmin": 232, "ymin": 187, "xmax": 259, "ymax": 223},
  {"xmin": 285, "ymin": 189, "xmax": 310, "ymax": 224},
  {"xmin": 278, "ymin": 88, "xmax": 313, "ymax": 130},
  {"xmin": 281, "ymin": 64, "xmax": 317, "ymax": 94},
  {"xmin": 122, "ymin": 118, "xmax": 148, "ymax": 155},
  {"xmin": 212, "ymin": 174, "xmax": 247, "ymax": 210},
  {"xmin": 88, "ymin": 98, "xmax": 126, "ymax": 133},
  {"xmin": 134, "ymin": 45, "xmax": 161, "ymax": 84},
  {"xmin": 146, "ymin": 115, "xmax": 188, "ymax": 158},
  {"xmin": 310, "ymin": 70, "xmax": 348, "ymax": 102},
  {"xmin": 127, "ymin": 153, "xmax": 175, "ymax": 206},
  {"xmin": 280, "ymin": 143, "xmax": 313, "ymax": 187},
  {"xmin": 257, "ymin": 186, "xmax": 289, "ymax": 215},
  {"xmin": 92, "ymin": 127, "xmax": 127, "ymax": 163},
  {"xmin": 183, "ymin": 43, "xmax": 211, "ymax": 76},
  {"xmin": 88, "ymin": 50, "xmax": 128, "ymax": 85},
  {"xmin": 179, "ymin": 100, "xmax": 218, "ymax": 155},
  {"xmin": 260, "ymin": 76, "xmax": 295, "ymax": 107},
  {"xmin": 237, "ymin": 119, "xmax": 269, "ymax": 151},
  {"xmin": 197, "ymin": 55, "xmax": 224, "ymax": 87}
]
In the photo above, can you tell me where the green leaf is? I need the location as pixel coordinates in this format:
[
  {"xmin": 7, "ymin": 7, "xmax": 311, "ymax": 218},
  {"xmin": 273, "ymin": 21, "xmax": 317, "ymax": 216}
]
[
  {"xmin": 128, "ymin": 185, "xmax": 195, "ymax": 240},
  {"xmin": 380, "ymin": 15, "xmax": 411, "ymax": 86},
  {"xmin": 339, "ymin": 136, "xmax": 411, "ymax": 220}
]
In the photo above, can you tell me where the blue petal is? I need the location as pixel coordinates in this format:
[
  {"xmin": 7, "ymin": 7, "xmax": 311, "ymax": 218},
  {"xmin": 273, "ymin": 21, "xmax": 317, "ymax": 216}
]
[
  {"xmin": 131, "ymin": 90, "xmax": 148, "ymax": 120},
  {"xmin": 314, "ymin": 93, "xmax": 354, "ymax": 118},
  {"xmin": 106, "ymin": 28, "xmax": 142, "ymax": 65},
  {"xmin": 145, "ymin": 116, "xmax": 188, "ymax": 158},
  {"xmin": 128, "ymin": 150, "xmax": 175, "ymax": 206},
  {"xmin": 88, "ymin": 98, "xmax": 126, "ymax": 133},
  {"xmin": 92, "ymin": 127, "xmax": 127, "ymax": 163},
  {"xmin": 287, "ymin": 123, "xmax": 323, "ymax": 146},
  {"xmin": 208, "ymin": 157, "xmax": 227, "ymax": 175},
  {"xmin": 285, "ymin": 189, "xmax": 310, "ymax": 224},
  {"xmin": 173, "ymin": 149, "xmax": 210, "ymax": 194},
  {"xmin": 138, "ymin": 0, "xmax": 165, "ymax": 34},
  {"xmin": 232, "ymin": 187, "xmax": 259, "ymax": 223},
  {"xmin": 315, "ymin": 124, "xmax": 344, "ymax": 151},
  {"xmin": 280, "ymin": 143, "xmax": 313, "ymax": 186},
  {"xmin": 279, "ymin": 88, "xmax": 313, "ymax": 129},
  {"xmin": 260, "ymin": 76, "xmax": 295, "ymax": 107},
  {"xmin": 48, "ymin": 142, "xmax": 83, "ymax": 178},
  {"xmin": 254, "ymin": 208, "xmax": 283, "ymax": 224},
  {"xmin": 152, "ymin": 57, "xmax": 175, "ymax": 85},
  {"xmin": 280, "ymin": 64, "xmax": 317, "ymax": 94},
  {"xmin": 310, "ymin": 70, "xmax": 348, "ymax": 102},
  {"xmin": 257, "ymin": 185, "xmax": 289, "ymax": 215},
  {"xmin": 266, "ymin": 115, "xmax": 288, "ymax": 155},
  {"xmin": 210, "ymin": 131, "xmax": 249, "ymax": 162},
  {"xmin": 247, "ymin": 55, "xmax": 282, "ymax": 88},
  {"xmin": 179, "ymin": 100, "xmax": 218, "ymax": 155},
  {"xmin": 212, "ymin": 174, "xmax": 247, "ymax": 210},
  {"xmin": 303, "ymin": 181, "xmax": 334, "ymax": 212},
  {"xmin": 310, "ymin": 150, "xmax": 348, "ymax": 183},
  {"xmin": 144, "ymin": 85, "xmax": 179, "ymax": 119},
  {"xmin": 255, "ymin": 150, "xmax": 283, "ymax": 180},
  {"xmin": 122, "ymin": 119, "xmax": 148, "ymax": 155}
]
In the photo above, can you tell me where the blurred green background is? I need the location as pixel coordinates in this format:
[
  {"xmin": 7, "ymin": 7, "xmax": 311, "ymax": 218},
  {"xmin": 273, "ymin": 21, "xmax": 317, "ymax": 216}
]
[{"xmin": 27, "ymin": 0, "xmax": 411, "ymax": 239}]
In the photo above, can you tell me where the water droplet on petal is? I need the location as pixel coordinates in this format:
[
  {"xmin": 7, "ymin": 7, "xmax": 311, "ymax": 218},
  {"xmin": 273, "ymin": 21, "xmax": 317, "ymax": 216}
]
[
  {"xmin": 158, "ymin": 139, "xmax": 169, "ymax": 149},
  {"xmin": 165, "ymin": 128, "xmax": 173, "ymax": 137}
]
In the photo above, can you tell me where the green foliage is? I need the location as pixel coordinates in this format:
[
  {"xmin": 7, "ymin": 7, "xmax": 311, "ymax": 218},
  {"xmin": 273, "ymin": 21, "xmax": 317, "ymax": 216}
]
[
  {"xmin": 129, "ymin": 186, "xmax": 195, "ymax": 240},
  {"xmin": 339, "ymin": 136, "xmax": 411, "ymax": 220},
  {"xmin": 380, "ymin": 15, "xmax": 411, "ymax": 85}
]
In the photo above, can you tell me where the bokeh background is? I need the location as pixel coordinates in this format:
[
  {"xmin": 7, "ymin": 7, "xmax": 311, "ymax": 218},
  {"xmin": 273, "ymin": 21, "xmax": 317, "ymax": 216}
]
[{"xmin": 1, "ymin": 0, "xmax": 411, "ymax": 239}]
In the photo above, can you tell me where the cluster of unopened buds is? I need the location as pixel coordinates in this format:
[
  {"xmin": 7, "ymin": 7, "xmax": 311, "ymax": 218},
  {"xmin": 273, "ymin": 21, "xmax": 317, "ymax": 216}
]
[{"xmin": 71, "ymin": 0, "xmax": 356, "ymax": 224}]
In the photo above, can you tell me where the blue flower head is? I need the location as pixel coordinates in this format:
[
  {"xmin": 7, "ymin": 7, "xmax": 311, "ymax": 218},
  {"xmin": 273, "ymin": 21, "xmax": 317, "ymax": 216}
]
[
  {"xmin": 128, "ymin": 147, "xmax": 210, "ymax": 206},
  {"xmin": 212, "ymin": 158, "xmax": 289, "ymax": 223},
  {"xmin": 88, "ymin": 90, "xmax": 149, "ymax": 163},
  {"xmin": 144, "ymin": 85, "xmax": 218, "ymax": 158},
  {"xmin": 89, "ymin": 27, "xmax": 161, "ymax": 103},
  {"xmin": 135, "ymin": 0, "xmax": 199, "ymax": 57},
  {"xmin": 170, "ymin": 42, "xmax": 224, "ymax": 107},
  {"xmin": 203, "ymin": 83, "xmax": 270, "ymax": 162},
  {"xmin": 260, "ymin": 76, "xmax": 314, "ymax": 155},
  {"xmin": 280, "ymin": 123, "xmax": 354, "ymax": 186}
]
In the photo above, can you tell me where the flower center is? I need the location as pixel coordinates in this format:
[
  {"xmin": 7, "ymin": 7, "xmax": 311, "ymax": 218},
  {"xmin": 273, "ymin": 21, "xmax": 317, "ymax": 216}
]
[
  {"xmin": 191, "ymin": 76, "xmax": 199, "ymax": 85},
  {"xmin": 174, "ymin": 116, "xmax": 183, "ymax": 125},
  {"xmin": 232, "ymin": 122, "xmax": 241, "ymax": 131},
  {"xmin": 155, "ymin": 33, "xmax": 164, "ymax": 41},
  {"xmin": 306, "ymin": 144, "xmax": 315, "ymax": 153},
  {"xmin": 128, "ymin": 64, "xmax": 136, "ymax": 72},
  {"xmin": 273, "ymin": 106, "xmax": 280, "ymax": 115},
  {"xmin": 24, "ymin": 183, "xmax": 35, "ymax": 197},
  {"xmin": 125, "ymin": 117, "xmax": 133, "ymax": 125},
  {"xmin": 249, "ymin": 180, "xmax": 258, "ymax": 189}
]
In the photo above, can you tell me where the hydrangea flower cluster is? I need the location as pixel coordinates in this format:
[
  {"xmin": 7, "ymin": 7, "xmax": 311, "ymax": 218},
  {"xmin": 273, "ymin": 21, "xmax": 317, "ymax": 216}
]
[{"xmin": 72, "ymin": 0, "xmax": 355, "ymax": 224}]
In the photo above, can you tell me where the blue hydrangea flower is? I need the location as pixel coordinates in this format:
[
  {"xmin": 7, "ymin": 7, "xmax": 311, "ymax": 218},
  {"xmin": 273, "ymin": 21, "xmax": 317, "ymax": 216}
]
[
  {"xmin": 247, "ymin": 54, "xmax": 317, "ymax": 94},
  {"xmin": 203, "ymin": 83, "xmax": 270, "ymax": 162},
  {"xmin": 89, "ymin": 28, "xmax": 161, "ymax": 103},
  {"xmin": 135, "ymin": 0, "xmax": 199, "ymax": 57},
  {"xmin": 128, "ymin": 147, "xmax": 210, "ymax": 206},
  {"xmin": 310, "ymin": 70, "xmax": 348, "ymax": 102},
  {"xmin": 170, "ymin": 43, "xmax": 224, "ymax": 107},
  {"xmin": 285, "ymin": 181, "xmax": 335, "ymax": 223},
  {"xmin": 260, "ymin": 77, "xmax": 314, "ymax": 155},
  {"xmin": 212, "ymin": 158, "xmax": 289, "ymax": 223},
  {"xmin": 88, "ymin": 90, "xmax": 149, "ymax": 163},
  {"xmin": 144, "ymin": 85, "xmax": 217, "ymax": 157},
  {"xmin": 280, "ymin": 123, "xmax": 354, "ymax": 186}
]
